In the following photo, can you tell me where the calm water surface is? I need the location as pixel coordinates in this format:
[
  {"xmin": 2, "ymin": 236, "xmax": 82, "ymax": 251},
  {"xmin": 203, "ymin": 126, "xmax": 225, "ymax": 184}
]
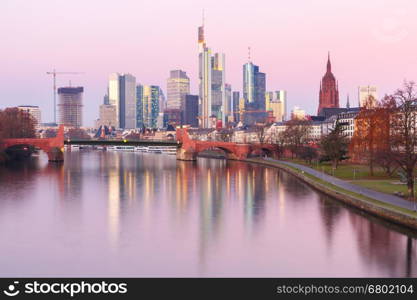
[{"xmin": 0, "ymin": 151, "xmax": 416, "ymax": 277}]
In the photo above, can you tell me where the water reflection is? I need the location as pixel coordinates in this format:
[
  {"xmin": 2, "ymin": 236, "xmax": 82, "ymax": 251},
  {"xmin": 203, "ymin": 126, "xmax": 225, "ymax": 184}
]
[{"xmin": 0, "ymin": 151, "xmax": 416, "ymax": 277}]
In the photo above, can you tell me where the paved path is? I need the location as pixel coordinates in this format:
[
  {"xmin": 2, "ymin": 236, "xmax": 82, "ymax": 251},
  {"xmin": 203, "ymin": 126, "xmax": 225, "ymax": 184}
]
[{"xmin": 263, "ymin": 158, "xmax": 417, "ymax": 212}]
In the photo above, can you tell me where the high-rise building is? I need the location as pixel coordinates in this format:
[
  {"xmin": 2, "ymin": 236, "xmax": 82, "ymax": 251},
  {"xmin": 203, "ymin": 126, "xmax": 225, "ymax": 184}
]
[
  {"xmin": 136, "ymin": 84, "xmax": 144, "ymax": 128},
  {"xmin": 224, "ymin": 83, "xmax": 232, "ymax": 122},
  {"xmin": 198, "ymin": 21, "xmax": 226, "ymax": 128},
  {"xmin": 232, "ymin": 91, "xmax": 240, "ymax": 122},
  {"xmin": 167, "ymin": 70, "xmax": 190, "ymax": 110},
  {"xmin": 211, "ymin": 53, "xmax": 226, "ymax": 121},
  {"xmin": 183, "ymin": 95, "xmax": 199, "ymax": 127},
  {"xmin": 108, "ymin": 73, "xmax": 136, "ymax": 129},
  {"xmin": 318, "ymin": 53, "xmax": 339, "ymax": 115},
  {"xmin": 57, "ymin": 87, "xmax": 83, "ymax": 127},
  {"xmin": 159, "ymin": 88, "xmax": 166, "ymax": 112},
  {"xmin": 141, "ymin": 85, "xmax": 160, "ymax": 128},
  {"xmin": 358, "ymin": 85, "xmax": 378, "ymax": 107},
  {"xmin": 243, "ymin": 61, "xmax": 266, "ymax": 111},
  {"xmin": 17, "ymin": 105, "xmax": 41, "ymax": 129},
  {"xmin": 98, "ymin": 104, "xmax": 117, "ymax": 128},
  {"xmin": 266, "ymin": 90, "xmax": 287, "ymax": 122},
  {"xmin": 199, "ymin": 23, "xmax": 212, "ymax": 128},
  {"xmin": 164, "ymin": 109, "xmax": 182, "ymax": 128}
]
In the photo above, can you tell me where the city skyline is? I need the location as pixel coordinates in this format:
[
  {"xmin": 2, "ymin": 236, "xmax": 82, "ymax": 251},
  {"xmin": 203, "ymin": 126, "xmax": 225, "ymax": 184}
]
[{"xmin": 1, "ymin": 0, "xmax": 417, "ymax": 125}]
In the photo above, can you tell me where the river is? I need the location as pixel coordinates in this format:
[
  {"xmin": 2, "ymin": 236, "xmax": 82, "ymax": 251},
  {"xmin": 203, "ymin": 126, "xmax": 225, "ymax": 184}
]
[{"xmin": 0, "ymin": 151, "xmax": 415, "ymax": 277}]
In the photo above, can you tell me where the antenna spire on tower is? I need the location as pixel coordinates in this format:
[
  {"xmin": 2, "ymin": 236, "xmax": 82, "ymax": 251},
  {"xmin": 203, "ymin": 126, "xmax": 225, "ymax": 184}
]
[{"xmin": 248, "ymin": 46, "xmax": 251, "ymax": 62}]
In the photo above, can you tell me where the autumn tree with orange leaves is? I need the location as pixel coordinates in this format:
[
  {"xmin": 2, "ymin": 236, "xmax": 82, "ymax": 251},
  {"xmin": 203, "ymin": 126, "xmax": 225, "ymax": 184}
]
[
  {"xmin": 0, "ymin": 107, "xmax": 36, "ymax": 142},
  {"xmin": 350, "ymin": 95, "xmax": 392, "ymax": 176}
]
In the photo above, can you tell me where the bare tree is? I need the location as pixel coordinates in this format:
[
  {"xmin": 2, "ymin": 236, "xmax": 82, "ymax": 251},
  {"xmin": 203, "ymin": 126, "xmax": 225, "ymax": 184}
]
[
  {"xmin": 319, "ymin": 119, "xmax": 349, "ymax": 169},
  {"xmin": 388, "ymin": 81, "xmax": 417, "ymax": 199},
  {"xmin": 254, "ymin": 125, "xmax": 271, "ymax": 144},
  {"xmin": 283, "ymin": 119, "xmax": 311, "ymax": 158}
]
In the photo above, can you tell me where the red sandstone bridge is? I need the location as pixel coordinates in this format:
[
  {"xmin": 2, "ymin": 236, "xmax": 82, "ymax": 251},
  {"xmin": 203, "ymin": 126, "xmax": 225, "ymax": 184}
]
[
  {"xmin": 2, "ymin": 125, "xmax": 65, "ymax": 162},
  {"xmin": 2, "ymin": 126, "xmax": 279, "ymax": 163},
  {"xmin": 175, "ymin": 128, "xmax": 280, "ymax": 161}
]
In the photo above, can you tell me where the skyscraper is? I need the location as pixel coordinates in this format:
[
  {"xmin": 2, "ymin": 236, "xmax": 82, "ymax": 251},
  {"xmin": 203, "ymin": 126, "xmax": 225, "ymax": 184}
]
[
  {"xmin": 318, "ymin": 53, "xmax": 339, "ymax": 115},
  {"xmin": 224, "ymin": 83, "xmax": 232, "ymax": 122},
  {"xmin": 108, "ymin": 73, "xmax": 136, "ymax": 129},
  {"xmin": 211, "ymin": 53, "xmax": 226, "ymax": 122},
  {"xmin": 198, "ymin": 21, "xmax": 226, "ymax": 128},
  {"xmin": 57, "ymin": 87, "xmax": 83, "ymax": 127},
  {"xmin": 167, "ymin": 70, "xmax": 190, "ymax": 110},
  {"xmin": 141, "ymin": 85, "xmax": 160, "ymax": 128},
  {"xmin": 266, "ymin": 90, "xmax": 287, "ymax": 122},
  {"xmin": 242, "ymin": 56, "xmax": 267, "ymax": 125},
  {"xmin": 232, "ymin": 91, "xmax": 240, "ymax": 122},
  {"xmin": 243, "ymin": 61, "xmax": 266, "ymax": 111},
  {"xmin": 136, "ymin": 84, "xmax": 144, "ymax": 128},
  {"xmin": 199, "ymin": 22, "xmax": 212, "ymax": 128},
  {"xmin": 183, "ymin": 95, "xmax": 199, "ymax": 127},
  {"xmin": 98, "ymin": 104, "xmax": 117, "ymax": 128}
]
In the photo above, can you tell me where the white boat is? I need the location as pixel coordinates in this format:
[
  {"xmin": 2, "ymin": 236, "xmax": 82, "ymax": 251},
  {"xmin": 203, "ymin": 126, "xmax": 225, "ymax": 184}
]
[
  {"xmin": 147, "ymin": 146, "xmax": 163, "ymax": 154},
  {"xmin": 162, "ymin": 146, "xmax": 177, "ymax": 155},
  {"xmin": 108, "ymin": 145, "xmax": 135, "ymax": 151},
  {"xmin": 135, "ymin": 146, "xmax": 148, "ymax": 152},
  {"xmin": 147, "ymin": 146, "xmax": 177, "ymax": 155},
  {"xmin": 70, "ymin": 145, "xmax": 80, "ymax": 151}
]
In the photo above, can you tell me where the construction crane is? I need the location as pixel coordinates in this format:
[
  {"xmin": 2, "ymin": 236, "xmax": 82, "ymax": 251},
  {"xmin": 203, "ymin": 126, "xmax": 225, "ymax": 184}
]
[{"xmin": 46, "ymin": 69, "xmax": 84, "ymax": 124}]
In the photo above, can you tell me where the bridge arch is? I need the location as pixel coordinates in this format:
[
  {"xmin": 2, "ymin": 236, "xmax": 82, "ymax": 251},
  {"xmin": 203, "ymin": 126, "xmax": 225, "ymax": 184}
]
[
  {"xmin": 2, "ymin": 126, "xmax": 65, "ymax": 162},
  {"xmin": 195, "ymin": 144, "xmax": 235, "ymax": 159}
]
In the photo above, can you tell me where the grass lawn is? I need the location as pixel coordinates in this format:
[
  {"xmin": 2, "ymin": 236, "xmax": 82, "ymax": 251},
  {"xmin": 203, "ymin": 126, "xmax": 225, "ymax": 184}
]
[
  {"xmin": 250, "ymin": 158, "xmax": 417, "ymax": 217},
  {"xmin": 280, "ymin": 158, "xmax": 416, "ymax": 198},
  {"xmin": 285, "ymin": 159, "xmax": 393, "ymax": 180},
  {"xmin": 352, "ymin": 180, "xmax": 408, "ymax": 195}
]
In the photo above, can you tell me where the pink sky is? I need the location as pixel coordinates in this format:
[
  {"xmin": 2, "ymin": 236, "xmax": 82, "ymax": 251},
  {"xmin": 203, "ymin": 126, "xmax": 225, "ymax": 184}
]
[{"xmin": 1, "ymin": 0, "xmax": 417, "ymax": 125}]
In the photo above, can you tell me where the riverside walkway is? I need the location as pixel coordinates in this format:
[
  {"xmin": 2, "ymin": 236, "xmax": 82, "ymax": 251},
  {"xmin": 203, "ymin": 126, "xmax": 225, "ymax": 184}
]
[{"xmin": 263, "ymin": 158, "xmax": 417, "ymax": 212}]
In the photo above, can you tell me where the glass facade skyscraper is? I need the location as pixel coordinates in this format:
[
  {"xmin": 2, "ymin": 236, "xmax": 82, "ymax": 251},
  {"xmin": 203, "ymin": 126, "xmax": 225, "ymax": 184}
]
[
  {"xmin": 136, "ymin": 84, "xmax": 144, "ymax": 128},
  {"xmin": 198, "ymin": 23, "xmax": 226, "ymax": 128},
  {"xmin": 138, "ymin": 85, "xmax": 160, "ymax": 128},
  {"xmin": 167, "ymin": 70, "xmax": 190, "ymax": 110},
  {"xmin": 243, "ymin": 62, "xmax": 266, "ymax": 111},
  {"xmin": 108, "ymin": 73, "xmax": 136, "ymax": 129}
]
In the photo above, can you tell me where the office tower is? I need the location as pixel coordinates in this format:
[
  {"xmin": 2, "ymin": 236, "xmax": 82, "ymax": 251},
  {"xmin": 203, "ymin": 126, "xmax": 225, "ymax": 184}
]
[
  {"xmin": 198, "ymin": 21, "xmax": 226, "ymax": 128},
  {"xmin": 224, "ymin": 83, "xmax": 232, "ymax": 122},
  {"xmin": 318, "ymin": 53, "xmax": 339, "ymax": 115},
  {"xmin": 164, "ymin": 109, "xmax": 182, "ymax": 127},
  {"xmin": 211, "ymin": 53, "xmax": 226, "ymax": 122},
  {"xmin": 231, "ymin": 91, "xmax": 240, "ymax": 122},
  {"xmin": 57, "ymin": 87, "xmax": 83, "ymax": 127},
  {"xmin": 17, "ymin": 105, "xmax": 41, "ymax": 130},
  {"xmin": 266, "ymin": 90, "xmax": 287, "ymax": 122},
  {"xmin": 167, "ymin": 70, "xmax": 190, "ymax": 110},
  {"xmin": 108, "ymin": 73, "xmax": 136, "ymax": 129},
  {"xmin": 136, "ymin": 84, "xmax": 144, "ymax": 128},
  {"xmin": 141, "ymin": 85, "xmax": 160, "ymax": 128},
  {"xmin": 243, "ymin": 61, "xmax": 266, "ymax": 111},
  {"xmin": 358, "ymin": 86, "xmax": 378, "ymax": 107},
  {"xmin": 159, "ymin": 88, "xmax": 166, "ymax": 112},
  {"xmin": 98, "ymin": 104, "xmax": 117, "ymax": 128},
  {"xmin": 199, "ymin": 22, "xmax": 212, "ymax": 128},
  {"xmin": 183, "ymin": 95, "xmax": 199, "ymax": 127}
]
